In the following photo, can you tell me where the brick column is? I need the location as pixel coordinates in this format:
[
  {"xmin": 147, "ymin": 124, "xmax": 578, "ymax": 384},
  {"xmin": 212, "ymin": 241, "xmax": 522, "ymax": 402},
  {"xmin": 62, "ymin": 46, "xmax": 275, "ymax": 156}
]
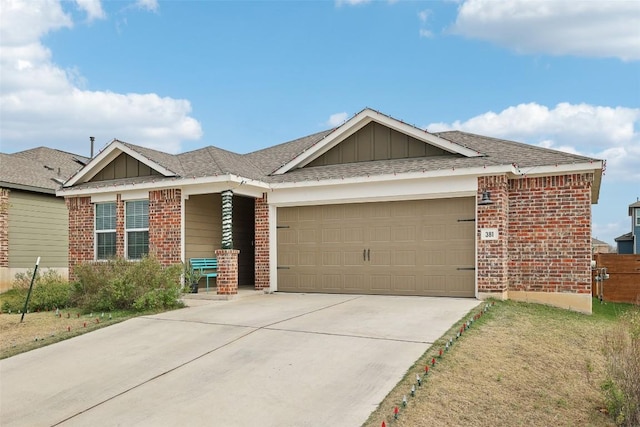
[
  {"xmin": 215, "ymin": 249, "xmax": 239, "ymax": 295},
  {"xmin": 477, "ymin": 175, "xmax": 509, "ymax": 298},
  {"xmin": 66, "ymin": 196, "xmax": 94, "ymax": 280},
  {"xmin": 0, "ymin": 188, "xmax": 9, "ymax": 268},
  {"xmin": 254, "ymin": 194, "xmax": 270, "ymax": 290},
  {"xmin": 149, "ymin": 189, "xmax": 182, "ymax": 266}
]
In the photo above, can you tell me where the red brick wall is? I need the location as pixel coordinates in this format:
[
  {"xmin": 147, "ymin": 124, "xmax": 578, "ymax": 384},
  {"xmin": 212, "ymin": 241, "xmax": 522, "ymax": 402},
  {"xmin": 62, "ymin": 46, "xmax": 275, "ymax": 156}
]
[
  {"xmin": 254, "ymin": 194, "xmax": 270, "ymax": 290},
  {"xmin": 477, "ymin": 175, "xmax": 509, "ymax": 294},
  {"xmin": 0, "ymin": 188, "xmax": 9, "ymax": 268},
  {"xmin": 215, "ymin": 249, "xmax": 239, "ymax": 294},
  {"xmin": 507, "ymin": 174, "xmax": 593, "ymax": 294},
  {"xmin": 66, "ymin": 196, "xmax": 94, "ymax": 280},
  {"xmin": 149, "ymin": 189, "xmax": 181, "ymax": 266}
]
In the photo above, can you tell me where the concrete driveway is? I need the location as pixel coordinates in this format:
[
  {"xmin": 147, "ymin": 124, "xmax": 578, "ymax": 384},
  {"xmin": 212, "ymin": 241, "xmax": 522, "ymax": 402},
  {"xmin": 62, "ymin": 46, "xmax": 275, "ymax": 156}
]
[{"xmin": 0, "ymin": 293, "xmax": 479, "ymax": 427}]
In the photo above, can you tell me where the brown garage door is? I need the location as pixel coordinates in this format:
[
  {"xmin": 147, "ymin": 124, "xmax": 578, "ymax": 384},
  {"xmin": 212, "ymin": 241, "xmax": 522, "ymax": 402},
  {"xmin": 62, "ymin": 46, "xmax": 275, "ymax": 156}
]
[{"xmin": 277, "ymin": 197, "xmax": 475, "ymax": 297}]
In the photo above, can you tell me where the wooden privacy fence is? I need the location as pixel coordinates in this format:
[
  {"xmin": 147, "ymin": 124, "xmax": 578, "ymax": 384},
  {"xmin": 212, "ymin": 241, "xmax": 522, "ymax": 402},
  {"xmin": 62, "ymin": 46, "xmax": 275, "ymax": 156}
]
[{"xmin": 592, "ymin": 253, "xmax": 640, "ymax": 304}]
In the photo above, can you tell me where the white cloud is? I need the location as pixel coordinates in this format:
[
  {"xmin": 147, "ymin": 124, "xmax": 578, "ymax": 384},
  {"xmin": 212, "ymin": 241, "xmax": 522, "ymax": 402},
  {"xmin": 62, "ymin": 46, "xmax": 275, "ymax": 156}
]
[
  {"xmin": 135, "ymin": 0, "xmax": 158, "ymax": 12},
  {"xmin": 75, "ymin": 0, "xmax": 106, "ymax": 21},
  {"xmin": 336, "ymin": 0, "xmax": 372, "ymax": 6},
  {"xmin": 451, "ymin": 0, "xmax": 640, "ymax": 61},
  {"xmin": 327, "ymin": 112, "xmax": 349, "ymax": 127},
  {"xmin": 0, "ymin": 0, "xmax": 201, "ymax": 155},
  {"xmin": 419, "ymin": 29, "xmax": 433, "ymax": 38},
  {"xmin": 426, "ymin": 102, "xmax": 640, "ymax": 182}
]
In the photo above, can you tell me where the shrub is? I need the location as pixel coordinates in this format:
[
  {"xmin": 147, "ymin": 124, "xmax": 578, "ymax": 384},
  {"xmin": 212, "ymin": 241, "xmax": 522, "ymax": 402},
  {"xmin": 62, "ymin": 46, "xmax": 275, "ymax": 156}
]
[
  {"xmin": 603, "ymin": 309, "xmax": 640, "ymax": 426},
  {"xmin": 2, "ymin": 269, "xmax": 72, "ymax": 312},
  {"xmin": 71, "ymin": 256, "xmax": 183, "ymax": 312}
]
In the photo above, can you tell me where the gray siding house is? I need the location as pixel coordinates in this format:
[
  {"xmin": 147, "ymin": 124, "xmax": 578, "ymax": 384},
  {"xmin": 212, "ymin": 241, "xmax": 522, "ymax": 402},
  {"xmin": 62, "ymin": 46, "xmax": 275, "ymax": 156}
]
[{"xmin": 0, "ymin": 147, "xmax": 86, "ymax": 292}]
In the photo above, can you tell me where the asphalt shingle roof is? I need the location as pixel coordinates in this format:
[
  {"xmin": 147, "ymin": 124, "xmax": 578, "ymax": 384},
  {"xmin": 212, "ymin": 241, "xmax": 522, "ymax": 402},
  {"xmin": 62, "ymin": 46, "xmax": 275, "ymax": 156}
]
[
  {"xmin": 59, "ymin": 115, "xmax": 602, "ymax": 191},
  {"xmin": 1, "ymin": 147, "xmax": 87, "ymax": 193}
]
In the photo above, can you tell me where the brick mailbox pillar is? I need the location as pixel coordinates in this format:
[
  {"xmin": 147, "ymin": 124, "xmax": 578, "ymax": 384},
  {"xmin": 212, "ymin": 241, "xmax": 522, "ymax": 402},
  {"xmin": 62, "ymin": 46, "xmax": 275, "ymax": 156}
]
[{"xmin": 214, "ymin": 249, "xmax": 240, "ymax": 295}]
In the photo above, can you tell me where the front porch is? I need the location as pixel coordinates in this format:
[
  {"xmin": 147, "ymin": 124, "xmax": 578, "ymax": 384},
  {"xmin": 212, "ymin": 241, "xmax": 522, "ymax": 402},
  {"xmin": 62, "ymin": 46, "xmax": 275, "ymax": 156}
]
[{"xmin": 183, "ymin": 191, "xmax": 269, "ymax": 295}]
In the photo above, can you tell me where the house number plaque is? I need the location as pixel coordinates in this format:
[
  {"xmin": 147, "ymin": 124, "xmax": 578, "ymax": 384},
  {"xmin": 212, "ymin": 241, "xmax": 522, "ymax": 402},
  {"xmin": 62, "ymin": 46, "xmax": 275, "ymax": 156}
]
[{"xmin": 480, "ymin": 228, "xmax": 499, "ymax": 240}]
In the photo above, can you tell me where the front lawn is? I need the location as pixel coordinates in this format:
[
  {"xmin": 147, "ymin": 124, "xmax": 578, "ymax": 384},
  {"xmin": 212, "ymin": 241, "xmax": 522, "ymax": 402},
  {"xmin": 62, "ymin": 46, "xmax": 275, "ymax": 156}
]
[{"xmin": 364, "ymin": 299, "xmax": 638, "ymax": 427}]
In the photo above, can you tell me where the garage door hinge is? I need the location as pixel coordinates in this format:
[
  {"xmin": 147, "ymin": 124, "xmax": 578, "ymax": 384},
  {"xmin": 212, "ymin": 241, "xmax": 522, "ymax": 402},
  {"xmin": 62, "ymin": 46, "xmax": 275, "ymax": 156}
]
[
  {"xmin": 276, "ymin": 225, "xmax": 290, "ymax": 229},
  {"xmin": 457, "ymin": 218, "xmax": 476, "ymax": 222},
  {"xmin": 277, "ymin": 266, "xmax": 290, "ymax": 270},
  {"xmin": 457, "ymin": 267, "xmax": 476, "ymax": 271}
]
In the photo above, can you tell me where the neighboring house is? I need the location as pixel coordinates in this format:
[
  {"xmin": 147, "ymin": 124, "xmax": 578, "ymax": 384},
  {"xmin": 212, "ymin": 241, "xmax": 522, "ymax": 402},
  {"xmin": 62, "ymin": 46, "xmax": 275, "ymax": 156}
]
[
  {"xmin": 615, "ymin": 200, "xmax": 640, "ymax": 254},
  {"xmin": 58, "ymin": 108, "xmax": 603, "ymax": 313},
  {"xmin": 592, "ymin": 238, "xmax": 612, "ymax": 254},
  {"xmin": 0, "ymin": 147, "xmax": 87, "ymax": 292}
]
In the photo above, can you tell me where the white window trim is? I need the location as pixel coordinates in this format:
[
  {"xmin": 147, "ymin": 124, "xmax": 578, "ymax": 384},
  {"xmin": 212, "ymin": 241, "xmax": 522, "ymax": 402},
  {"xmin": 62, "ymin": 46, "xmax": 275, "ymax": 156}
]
[
  {"xmin": 125, "ymin": 199, "xmax": 149, "ymax": 260},
  {"xmin": 636, "ymin": 209, "xmax": 640, "ymax": 227},
  {"xmin": 95, "ymin": 202, "xmax": 117, "ymax": 261}
]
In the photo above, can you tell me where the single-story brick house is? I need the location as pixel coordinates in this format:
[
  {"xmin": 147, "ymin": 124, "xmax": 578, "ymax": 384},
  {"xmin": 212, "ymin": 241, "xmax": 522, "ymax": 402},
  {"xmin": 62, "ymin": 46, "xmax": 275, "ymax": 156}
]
[
  {"xmin": 58, "ymin": 108, "xmax": 603, "ymax": 313},
  {"xmin": 1, "ymin": 147, "xmax": 87, "ymax": 291}
]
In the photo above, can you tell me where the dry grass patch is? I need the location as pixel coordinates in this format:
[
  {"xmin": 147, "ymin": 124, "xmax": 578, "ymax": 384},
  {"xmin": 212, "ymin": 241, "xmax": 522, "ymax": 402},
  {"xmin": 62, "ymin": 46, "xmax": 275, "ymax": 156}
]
[
  {"xmin": 0, "ymin": 310, "xmax": 136, "ymax": 359},
  {"xmin": 364, "ymin": 300, "xmax": 632, "ymax": 427}
]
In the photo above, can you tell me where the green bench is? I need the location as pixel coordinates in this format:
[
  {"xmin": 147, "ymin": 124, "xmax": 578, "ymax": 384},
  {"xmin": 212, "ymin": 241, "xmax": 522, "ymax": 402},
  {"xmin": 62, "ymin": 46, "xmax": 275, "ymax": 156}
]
[{"xmin": 190, "ymin": 258, "xmax": 218, "ymax": 292}]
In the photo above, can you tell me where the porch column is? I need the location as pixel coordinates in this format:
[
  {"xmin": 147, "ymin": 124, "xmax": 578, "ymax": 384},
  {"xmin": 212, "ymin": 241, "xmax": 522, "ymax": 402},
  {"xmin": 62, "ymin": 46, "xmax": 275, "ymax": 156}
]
[{"xmin": 216, "ymin": 190, "xmax": 238, "ymax": 295}]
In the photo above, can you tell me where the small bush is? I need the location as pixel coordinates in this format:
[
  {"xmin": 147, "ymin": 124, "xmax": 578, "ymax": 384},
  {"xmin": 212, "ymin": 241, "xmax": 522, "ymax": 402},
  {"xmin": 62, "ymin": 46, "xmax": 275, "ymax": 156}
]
[
  {"xmin": 603, "ymin": 309, "xmax": 640, "ymax": 426},
  {"xmin": 1, "ymin": 269, "xmax": 71, "ymax": 312},
  {"xmin": 71, "ymin": 256, "xmax": 183, "ymax": 312}
]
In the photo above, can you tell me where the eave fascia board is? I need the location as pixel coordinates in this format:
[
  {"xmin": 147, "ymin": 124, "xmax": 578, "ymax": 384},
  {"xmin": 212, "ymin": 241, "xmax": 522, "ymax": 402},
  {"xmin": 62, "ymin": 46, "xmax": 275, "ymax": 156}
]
[
  {"xmin": 272, "ymin": 108, "xmax": 482, "ymax": 175},
  {"xmin": 507, "ymin": 160, "xmax": 603, "ymax": 204},
  {"xmin": 0, "ymin": 181, "xmax": 57, "ymax": 195},
  {"xmin": 56, "ymin": 174, "xmax": 269, "ymax": 198},
  {"xmin": 63, "ymin": 141, "xmax": 177, "ymax": 187},
  {"xmin": 269, "ymin": 164, "xmax": 514, "ymax": 190}
]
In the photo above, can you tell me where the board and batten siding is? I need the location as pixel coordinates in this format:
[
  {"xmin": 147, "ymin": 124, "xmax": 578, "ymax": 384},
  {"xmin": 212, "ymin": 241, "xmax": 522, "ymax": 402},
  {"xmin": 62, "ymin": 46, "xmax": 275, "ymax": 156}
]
[
  {"xmin": 185, "ymin": 194, "xmax": 222, "ymax": 261},
  {"xmin": 7, "ymin": 190, "xmax": 69, "ymax": 269}
]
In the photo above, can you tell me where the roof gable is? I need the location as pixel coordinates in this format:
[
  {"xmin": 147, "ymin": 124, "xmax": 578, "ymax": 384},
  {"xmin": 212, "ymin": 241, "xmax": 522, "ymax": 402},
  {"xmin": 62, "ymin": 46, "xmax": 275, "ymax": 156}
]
[
  {"xmin": 305, "ymin": 121, "xmax": 458, "ymax": 167},
  {"xmin": 64, "ymin": 140, "xmax": 178, "ymax": 187},
  {"xmin": 272, "ymin": 108, "xmax": 482, "ymax": 175}
]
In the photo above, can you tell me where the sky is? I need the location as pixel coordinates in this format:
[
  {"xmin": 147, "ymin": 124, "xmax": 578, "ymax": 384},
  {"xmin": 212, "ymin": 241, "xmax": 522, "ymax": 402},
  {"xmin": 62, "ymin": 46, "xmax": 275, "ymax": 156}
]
[{"xmin": 0, "ymin": 0, "xmax": 639, "ymax": 246}]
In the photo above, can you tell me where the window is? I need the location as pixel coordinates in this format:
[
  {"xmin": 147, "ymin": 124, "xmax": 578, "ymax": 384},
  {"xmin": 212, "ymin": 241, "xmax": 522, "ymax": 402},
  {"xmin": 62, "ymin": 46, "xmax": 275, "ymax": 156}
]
[
  {"xmin": 636, "ymin": 209, "xmax": 640, "ymax": 227},
  {"xmin": 126, "ymin": 200, "xmax": 149, "ymax": 259},
  {"xmin": 95, "ymin": 203, "xmax": 116, "ymax": 260}
]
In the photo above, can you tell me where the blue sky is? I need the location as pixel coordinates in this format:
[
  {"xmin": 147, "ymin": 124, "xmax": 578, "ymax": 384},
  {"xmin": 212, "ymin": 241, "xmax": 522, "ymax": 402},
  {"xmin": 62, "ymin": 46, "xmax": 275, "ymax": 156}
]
[{"xmin": 1, "ymin": 0, "xmax": 639, "ymax": 246}]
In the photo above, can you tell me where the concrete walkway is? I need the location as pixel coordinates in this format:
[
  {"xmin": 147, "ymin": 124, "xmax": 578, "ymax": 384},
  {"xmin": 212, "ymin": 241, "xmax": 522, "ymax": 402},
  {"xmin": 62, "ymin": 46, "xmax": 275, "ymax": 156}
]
[{"xmin": 0, "ymin": 293, "xmax": 480, "ymax": 427}]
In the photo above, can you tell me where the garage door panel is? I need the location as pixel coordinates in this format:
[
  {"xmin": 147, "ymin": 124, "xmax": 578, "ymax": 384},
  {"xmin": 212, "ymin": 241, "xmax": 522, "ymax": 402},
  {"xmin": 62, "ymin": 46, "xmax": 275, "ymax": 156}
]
[
  {"xmin": 321, "ymin": 274, "xmax": 342, "ymax": 291},
  {"xmin": 371, "ymin": 275, "xmax": 391, "ymax": 291},
  {"xmin": 344, "ymin": 274, "xmax": 367, "ymax": 291},
  {"xmin": 370, "ymin": 226, "xmax": 391, "ymax": 242},
  {"xmin": 423, "ymin": 225, "xmax": 446, "ymax": 240},
  {"xmin": 392, "ymin": 275, "xmax": 416, "ymax": 292},
  {"xmin": 277, "ymin": 197, "xmax": 475, "ymax": 297},
  {"xmin": 344, "ymin": 250, "xmax": 365, "ymax": 266},
  {"xmin": 393, "ymin": 250, "xmax": 416, "ymax": 266},
  {"xmin": 392, "ymin": 225, "xmax": 417, "ymax": 242},
  {"xmin": 322, "ymin": 228, "xmax": 342, "ymax": 243},
  {"xmin": 371, "ymin": 250, "xmax": 390, "ymax": 266},
  {"xmin": 344, "ymin": 227, "xmax": 364, "ymax": 243}
]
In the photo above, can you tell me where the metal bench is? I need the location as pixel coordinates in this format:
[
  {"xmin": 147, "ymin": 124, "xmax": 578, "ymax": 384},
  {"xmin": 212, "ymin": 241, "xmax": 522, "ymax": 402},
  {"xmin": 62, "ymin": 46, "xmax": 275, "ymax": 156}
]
[{"xmin": 189, "ymin": 258, "xmax": 218, "ymax": 292}]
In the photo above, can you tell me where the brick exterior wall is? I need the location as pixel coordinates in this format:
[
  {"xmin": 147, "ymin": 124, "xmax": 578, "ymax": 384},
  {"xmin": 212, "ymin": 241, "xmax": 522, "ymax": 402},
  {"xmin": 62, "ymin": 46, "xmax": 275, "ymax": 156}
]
[
  {"xmin": 477, "ymin": 173, "xmax": 593, "ymax": 303},
  {"xmin": 507, "ymin": 174, "xmax": 593, "ymax": 294},
  {"xmin": 149, "ymin": 189, "xmax": 182, "ymax": 266},
  {"xmin": 477, "ymin": 175, "xmax": 509, "ymax": 295},
  {"xmin": 215, "ymin": 249, "xmax": 239, "ymax": 294},
  {"xmin": 254, "ymin": 194, "xmax": 270, "ymax": 290},
  {"xmin": 66, "ymin": 196, "xmax": 94, "ymax": 280},
  {"xmin": 0, "ymin": 188, "xmax": 9, "ymax": 268}
]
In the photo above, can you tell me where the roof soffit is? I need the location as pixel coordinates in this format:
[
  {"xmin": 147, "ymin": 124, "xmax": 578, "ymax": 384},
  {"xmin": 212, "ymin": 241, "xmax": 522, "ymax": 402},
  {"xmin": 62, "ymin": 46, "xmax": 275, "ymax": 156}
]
[
  {"xmin": 272, "ymin": 109, "xmax": 483, "ymax": 175},
  {"xmin": 64, "ymin": 140, "xmax": 178, "ymax": 187}
]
